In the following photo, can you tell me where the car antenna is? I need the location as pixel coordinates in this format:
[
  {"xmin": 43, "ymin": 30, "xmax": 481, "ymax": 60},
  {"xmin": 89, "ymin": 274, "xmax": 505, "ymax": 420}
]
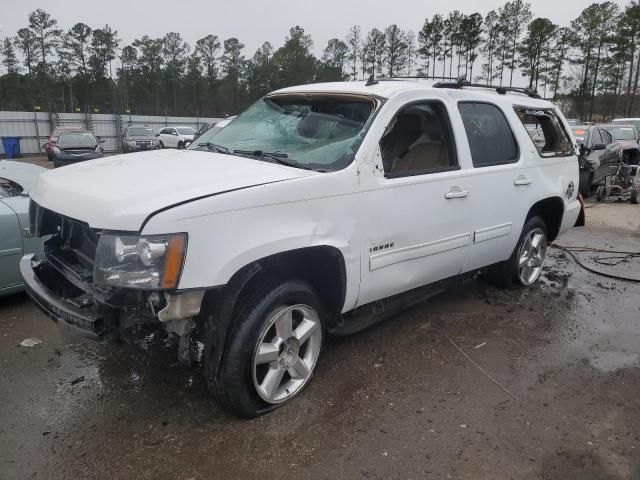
[{"xmin": 365, "ymin": 74, "xmax": 378, "ymax": 87}]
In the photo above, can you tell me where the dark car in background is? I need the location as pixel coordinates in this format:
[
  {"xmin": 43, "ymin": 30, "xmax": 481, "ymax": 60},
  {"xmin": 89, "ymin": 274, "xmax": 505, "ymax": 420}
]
[
  {"xmin": 599, "ymin": 124, "xmax": 640, "ymax": 164},
  {"xmin": 572, "ymin": 125, "xmax": 623, "ymax": 197},
  {"xmin": 51, "ymin": 131, "xmax": 105, "ymax": 168},
  {"xmin": 122, "ymin": 125, "xmax": 159, "ymax": 152},
  {"xmin": 42, "ymin": 127, "xmax": 85, "ymax": 161}
]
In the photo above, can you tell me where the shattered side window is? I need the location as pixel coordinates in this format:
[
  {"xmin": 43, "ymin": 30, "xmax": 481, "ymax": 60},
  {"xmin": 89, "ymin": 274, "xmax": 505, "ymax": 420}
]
[
  {"xmin": 514, "ymin": 107, "xmax": 574, "ymax": 158},
  {"xmin": 458, "ymin": 102, "xmax": 519, "ymax": 167}
]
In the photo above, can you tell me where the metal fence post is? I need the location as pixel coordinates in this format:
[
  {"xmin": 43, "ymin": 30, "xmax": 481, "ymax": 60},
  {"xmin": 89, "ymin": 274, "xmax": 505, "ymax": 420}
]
[{"xmin": 33, "ymin": 107, "xmax": 41, "ymax": 154}]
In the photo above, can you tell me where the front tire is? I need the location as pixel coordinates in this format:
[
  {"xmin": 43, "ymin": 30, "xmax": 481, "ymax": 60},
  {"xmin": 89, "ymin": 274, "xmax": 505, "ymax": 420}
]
[
  {"xmin": 486, "ymin": 216, "xmax": 548, "ymax": 289},
  {"xmin": 208, "ymin": 278, "xmax": 325, "ymax": 418}
]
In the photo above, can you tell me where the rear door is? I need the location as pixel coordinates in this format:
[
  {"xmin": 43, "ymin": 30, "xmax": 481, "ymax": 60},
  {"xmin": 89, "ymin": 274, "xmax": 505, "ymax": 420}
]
[{"xmin": 456, "ymin": 101, "xmax": 529, "ymax": 272}]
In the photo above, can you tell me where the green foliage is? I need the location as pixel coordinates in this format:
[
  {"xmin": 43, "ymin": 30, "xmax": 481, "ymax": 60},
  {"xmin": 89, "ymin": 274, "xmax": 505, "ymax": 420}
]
[{"xmin": 2, "ymin": 4, "xmax": 640, "ymax": 119}]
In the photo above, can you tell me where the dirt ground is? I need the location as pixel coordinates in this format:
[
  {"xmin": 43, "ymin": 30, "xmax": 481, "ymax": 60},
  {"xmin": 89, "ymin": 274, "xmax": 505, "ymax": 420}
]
[{"xmin": 1, "ymin": 200, "xmax": 639, "ymax": 480}]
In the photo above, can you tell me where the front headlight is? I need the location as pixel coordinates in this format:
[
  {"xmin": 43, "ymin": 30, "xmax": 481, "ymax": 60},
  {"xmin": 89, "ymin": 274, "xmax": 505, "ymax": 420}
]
[
  {"xmin": 128, "ymin": 140, "xmax": 137, "ymax": 146},
  {"xmin": 94, "ymin": 232, "xmax": 187, "ymax": 289}
]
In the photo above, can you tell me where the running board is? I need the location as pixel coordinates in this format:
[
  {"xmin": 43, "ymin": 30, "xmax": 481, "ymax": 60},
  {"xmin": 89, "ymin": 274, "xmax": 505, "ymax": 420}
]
[{"xmin": 329, "ymin": 274, "xmax": 476, "ymax": 336}]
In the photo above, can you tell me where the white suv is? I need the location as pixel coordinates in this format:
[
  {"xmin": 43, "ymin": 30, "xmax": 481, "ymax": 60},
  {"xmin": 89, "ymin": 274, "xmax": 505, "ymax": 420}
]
[
  {"xmin": 157, "ymin": 126, "xmax": 196, "ymax": 149},
  {"xmin": 21, "ymin": 79, "xmax": 583, "ymax": 418}
]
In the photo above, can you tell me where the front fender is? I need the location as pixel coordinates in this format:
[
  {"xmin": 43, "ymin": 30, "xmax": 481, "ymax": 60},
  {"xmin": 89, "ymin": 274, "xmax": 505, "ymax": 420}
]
[{"xmin": 141, "ymin": 169, "xmax": 362, "ymax": 312}]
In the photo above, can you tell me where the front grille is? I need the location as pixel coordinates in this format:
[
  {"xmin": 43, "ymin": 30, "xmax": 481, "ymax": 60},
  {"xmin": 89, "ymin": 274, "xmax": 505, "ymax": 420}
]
[
  {"xmin": 61, "ymin": 148, "xmax": 95, "ymax": 155},
  {"xmin": 30, "ymin": 201, "xmax": 99, "ymax": 280}
]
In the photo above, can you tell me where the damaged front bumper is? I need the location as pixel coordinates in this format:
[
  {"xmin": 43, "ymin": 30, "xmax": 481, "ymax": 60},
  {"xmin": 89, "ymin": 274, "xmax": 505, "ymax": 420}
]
[
  {"xmin": 20, "ymin": 254, "xmax": 206, "ymax": 344},
  {"xmin": 20, "ymin": 254, "xmax": 106, "ymax": 338}
]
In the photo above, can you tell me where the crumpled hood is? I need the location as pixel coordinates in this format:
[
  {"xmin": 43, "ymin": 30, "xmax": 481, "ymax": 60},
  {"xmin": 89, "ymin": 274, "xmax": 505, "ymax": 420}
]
[
  {"xmin": 0, "ymin": 160, "xmax": 47, "ymax": 194},
  {"xmin": 30, "ymin": 150, "xmax": 313, "ymax": 231}
]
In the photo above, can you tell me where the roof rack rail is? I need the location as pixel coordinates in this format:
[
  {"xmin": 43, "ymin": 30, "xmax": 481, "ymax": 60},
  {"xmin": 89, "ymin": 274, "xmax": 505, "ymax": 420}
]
[
  {"xmin": 433, "ymin": 79, "xmax": 541, "ymax": 99},
  {"xmin": 375, "ymin": 75, "xmax": 464, "ymax": 82}
]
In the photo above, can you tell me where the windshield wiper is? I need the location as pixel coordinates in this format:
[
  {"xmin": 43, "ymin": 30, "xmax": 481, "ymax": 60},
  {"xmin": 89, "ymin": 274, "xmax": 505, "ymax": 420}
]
[
  {"xmin": 196, "ymin": 142, "xmax": 230, "ymax": 154},
  {"xmin": 232, "ymin": 149, "xmax": 314, "ymax": 170}
]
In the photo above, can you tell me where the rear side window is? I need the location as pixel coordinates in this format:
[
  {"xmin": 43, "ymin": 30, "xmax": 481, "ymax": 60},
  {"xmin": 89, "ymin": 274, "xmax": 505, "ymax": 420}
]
[
  {"xmin": 458, "ymin": 102, "xmax": 518, "ymax": 167},
  {"xmin": 599, "ymin": 129, "xmax": 612, "ymax": 145},
  {"xmin": 514, "ymin": 106, "xmax": 574, "ymax": 157}
]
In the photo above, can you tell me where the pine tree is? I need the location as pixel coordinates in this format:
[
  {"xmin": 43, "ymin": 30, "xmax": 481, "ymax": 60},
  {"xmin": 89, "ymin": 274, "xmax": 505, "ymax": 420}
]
[
  {"xmin": 2, "ymin": 38, "xmax": 20, "ymax": 74},
  {"xmin": 345, "ymin": 25, "xmax": 362, "ymax": 80}
]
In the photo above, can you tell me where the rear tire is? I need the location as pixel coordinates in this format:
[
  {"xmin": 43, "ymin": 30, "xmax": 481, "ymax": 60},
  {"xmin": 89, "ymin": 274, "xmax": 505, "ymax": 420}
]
[
  {"xmin": 486, "ymin": 216, "xmax": 548, "ymax": 289},
  {"xmin": 206, "ymin": 278, "xmax": 325, "ymax": 418},
  {"xmin": 579, "ymin": 170, "xmax": 593, "ymax": 198},
  {"xmin": 631, "ymin": 186, "xmax": 640, "ymax": 204}
]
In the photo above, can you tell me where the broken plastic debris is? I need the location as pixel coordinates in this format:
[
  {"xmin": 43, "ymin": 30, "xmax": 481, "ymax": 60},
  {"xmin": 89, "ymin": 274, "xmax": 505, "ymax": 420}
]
[
  {"xmin": 19, "ymin": 338, "xmax": 42, "ymax": 347},
  {"xmin": 474, "ymin": 342, "xmax": 487, "ymax": 349}
]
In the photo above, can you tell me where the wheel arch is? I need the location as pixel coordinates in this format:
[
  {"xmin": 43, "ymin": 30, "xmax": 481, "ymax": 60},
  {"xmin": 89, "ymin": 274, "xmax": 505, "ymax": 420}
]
[
  {"xmin": 526, "ymin": 196, "xmax": 564, "ymax": 242},
  {"xmin": 200, "ymin": 245, "xmax": 347, "ymax": 383}
]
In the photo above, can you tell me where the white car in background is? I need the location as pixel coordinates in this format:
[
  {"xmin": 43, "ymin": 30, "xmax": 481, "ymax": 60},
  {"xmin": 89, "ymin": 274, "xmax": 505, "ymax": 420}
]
[{"xmin": 157, "ymin": 126, "xmax": 197, "ymax": 149}]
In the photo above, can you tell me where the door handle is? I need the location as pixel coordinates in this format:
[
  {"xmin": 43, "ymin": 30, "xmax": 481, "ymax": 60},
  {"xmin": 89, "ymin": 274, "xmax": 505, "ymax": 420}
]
[
  {"xmin": 444, "ymin": 187, "xmax": 469, "ymax": 199},
  {"xmin": 514, "ymin": 176, "xmax": 532, "ymax": 186}
]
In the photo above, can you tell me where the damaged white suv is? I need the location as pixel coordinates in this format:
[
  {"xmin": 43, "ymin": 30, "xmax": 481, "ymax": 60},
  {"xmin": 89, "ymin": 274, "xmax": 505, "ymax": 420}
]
[{"xmin": 21, "ymin": 78, "xmax": 583, "ymax": 417}]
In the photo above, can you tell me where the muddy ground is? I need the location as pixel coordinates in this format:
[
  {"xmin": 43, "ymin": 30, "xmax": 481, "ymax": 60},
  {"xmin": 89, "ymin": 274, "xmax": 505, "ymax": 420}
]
[{"xmin": 1, "ymin": 202, "xmax": 639, "ymax": 480}]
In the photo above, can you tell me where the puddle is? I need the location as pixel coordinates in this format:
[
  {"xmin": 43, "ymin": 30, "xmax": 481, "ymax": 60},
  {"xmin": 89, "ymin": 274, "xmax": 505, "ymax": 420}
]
[{"xmin": 589, "ymin": 350, "xmax": 640, "ymax": 372}]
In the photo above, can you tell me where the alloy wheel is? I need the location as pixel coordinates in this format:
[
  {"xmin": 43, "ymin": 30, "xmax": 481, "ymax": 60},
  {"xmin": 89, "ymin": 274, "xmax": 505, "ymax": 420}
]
[
  {"xmin": 252, "ymin": 304, "xmax": 322, "ymax": 404},
  {"xmin": 517, "ymin": 228, "xmax": 547, "ymax": 285}
]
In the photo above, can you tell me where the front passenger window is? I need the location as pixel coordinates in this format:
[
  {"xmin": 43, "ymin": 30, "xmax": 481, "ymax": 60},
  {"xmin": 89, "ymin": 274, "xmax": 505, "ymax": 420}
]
[{"xmin": 380, "ymin": 101, "xmax": 458, "ymax": 176}]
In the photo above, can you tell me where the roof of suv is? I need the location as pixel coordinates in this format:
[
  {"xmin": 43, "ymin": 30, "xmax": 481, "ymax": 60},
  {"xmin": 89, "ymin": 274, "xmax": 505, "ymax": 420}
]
[{"xmin": 272, "ymin": 79, "xmax": 555, "ymax": 108}]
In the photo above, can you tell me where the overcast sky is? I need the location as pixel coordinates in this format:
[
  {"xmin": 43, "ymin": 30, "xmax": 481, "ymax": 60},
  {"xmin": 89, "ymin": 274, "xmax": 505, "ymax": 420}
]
[{"xmin": 0, "ymin": 0, "xmax": 633, "ymax": 79}]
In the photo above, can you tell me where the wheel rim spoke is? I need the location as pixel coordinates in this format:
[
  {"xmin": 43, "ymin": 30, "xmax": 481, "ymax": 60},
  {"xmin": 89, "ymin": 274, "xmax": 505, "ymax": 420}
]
[
  {"xmin": 531, "ymin": 233, "xmax": 543, "ymax": 250},
  {"xmin": 519, "ymin": 251, "xmax": 530, "ymax": 268},
  {"xmin": 293, "ymin": 318, "xmax": 319, "ymax": 345},
  {"xmin": 255, "ymin": 343, "xmax": 279, "ymax": 364},
  {"xmin": 288, "ymin": 356, "xmax": 310, "ymax": 380},
  {"xmin": 260, "ymin": 366, "xmax": 285, "ymax": 401},
  {"xmin": 274, "ymin": 309, "xmax": 293, "ymax": 339}
]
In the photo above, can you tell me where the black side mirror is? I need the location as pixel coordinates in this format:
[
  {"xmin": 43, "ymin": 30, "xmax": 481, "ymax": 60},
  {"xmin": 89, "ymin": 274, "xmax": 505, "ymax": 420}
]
[
  {"xmin": 99, "ymin": 138, "xmax": 106, "ymax": 144},
  {"xmin": 591, "ymin": 143, "xmax": 606, "ymax": 151},
  {"xmin": 156, "ymin": 133, "xmax": 160, "ymax": 137}
]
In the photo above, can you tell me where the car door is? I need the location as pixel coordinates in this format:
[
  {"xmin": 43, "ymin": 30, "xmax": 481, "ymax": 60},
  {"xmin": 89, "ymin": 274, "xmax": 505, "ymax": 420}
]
[
  {"xmin": 599, "ymin": 128, "xmax": 620, "ymax": 177},
  {"xmin": 357, "ymin": 99, "xmax": 473, "ymax": 306},
  {"xmin": 0, "ymin": 199, "xmax": 23, "ymax": 292},
  {"xmin": 159, "ymin": 128, "xmax": 172, "ymax": 148},
  {"xmin": 590, "ymin": 128, "xmax": 611, "ymax": 183},
  {"xmin": 456, "ymin": 101, "xmax": 532, "ymax": 272},
  {"xmin": 168, "ymin": 128, "xmax": 180, "ymax": 148}
]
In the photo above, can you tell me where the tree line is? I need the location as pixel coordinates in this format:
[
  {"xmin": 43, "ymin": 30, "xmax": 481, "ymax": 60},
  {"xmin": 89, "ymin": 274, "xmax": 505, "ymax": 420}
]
[{"xmin": 1, "ymin": 2, "xmax": 639, "ymax": 120}]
